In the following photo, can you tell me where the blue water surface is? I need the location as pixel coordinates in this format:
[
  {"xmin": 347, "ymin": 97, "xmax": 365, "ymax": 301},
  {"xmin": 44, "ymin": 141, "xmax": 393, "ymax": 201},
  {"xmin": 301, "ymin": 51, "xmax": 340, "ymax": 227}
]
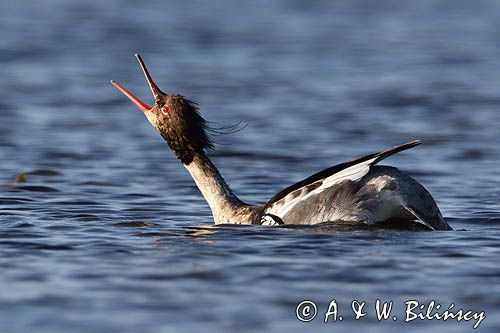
[{"xmin": 1, "ymin": 1, "xmax": 500, "ymax": 332}]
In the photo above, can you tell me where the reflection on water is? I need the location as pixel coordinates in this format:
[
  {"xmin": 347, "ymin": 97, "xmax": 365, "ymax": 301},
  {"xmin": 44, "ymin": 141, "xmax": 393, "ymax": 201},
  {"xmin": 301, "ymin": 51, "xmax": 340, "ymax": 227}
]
[{"xmin": 1, "ymin": 0, "xmax": 500, "ymax": 332}]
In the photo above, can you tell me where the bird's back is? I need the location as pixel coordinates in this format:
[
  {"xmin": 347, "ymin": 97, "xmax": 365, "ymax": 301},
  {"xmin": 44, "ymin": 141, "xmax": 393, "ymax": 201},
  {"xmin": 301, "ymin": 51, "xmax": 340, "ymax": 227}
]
[{"xmin": 271, "ymin": 165, "xmax": 450, "ymax": 230}]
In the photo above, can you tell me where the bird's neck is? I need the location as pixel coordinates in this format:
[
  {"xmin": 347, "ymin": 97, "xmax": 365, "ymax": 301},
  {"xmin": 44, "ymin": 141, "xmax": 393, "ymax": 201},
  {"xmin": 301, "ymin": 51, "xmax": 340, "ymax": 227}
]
[{"xmin": 183, "ymin": 152, "xmax": 255, "ymax": 224}]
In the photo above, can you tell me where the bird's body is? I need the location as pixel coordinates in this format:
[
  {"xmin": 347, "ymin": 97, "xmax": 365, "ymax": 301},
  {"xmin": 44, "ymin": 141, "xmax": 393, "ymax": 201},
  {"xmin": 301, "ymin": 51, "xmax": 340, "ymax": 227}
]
[
  {"xmin": 263, "ymin": 165, "xmax": 443, "ymax": 227},
  {"xmin": 182, "ymin": 141, "xmax": 450, "ymax": 230},
  {"xmin": 111, "ymin": 54, "xmax": 452, "ymax": 231}
]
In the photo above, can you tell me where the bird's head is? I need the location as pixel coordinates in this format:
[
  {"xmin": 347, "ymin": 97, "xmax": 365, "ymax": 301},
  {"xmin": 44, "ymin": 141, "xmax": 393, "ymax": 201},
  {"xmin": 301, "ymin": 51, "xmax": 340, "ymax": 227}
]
[{"xmin": 111, "ymin": 54, "xmax": 213, "ymax": 165}]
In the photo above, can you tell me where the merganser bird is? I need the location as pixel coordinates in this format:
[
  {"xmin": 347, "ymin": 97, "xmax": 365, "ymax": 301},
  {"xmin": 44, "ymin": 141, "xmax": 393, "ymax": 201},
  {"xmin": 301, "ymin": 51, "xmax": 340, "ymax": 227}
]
[{"xmin": 111, "ymin": 54, "xmax": 452, "ymax": 231}]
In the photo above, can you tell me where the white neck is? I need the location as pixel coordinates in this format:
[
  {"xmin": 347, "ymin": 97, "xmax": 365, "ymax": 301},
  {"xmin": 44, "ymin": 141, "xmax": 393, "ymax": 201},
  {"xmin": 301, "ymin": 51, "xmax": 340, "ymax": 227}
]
[{"xmin": 183, "ymin": 153, "xmax": 255, "ymax": 224}]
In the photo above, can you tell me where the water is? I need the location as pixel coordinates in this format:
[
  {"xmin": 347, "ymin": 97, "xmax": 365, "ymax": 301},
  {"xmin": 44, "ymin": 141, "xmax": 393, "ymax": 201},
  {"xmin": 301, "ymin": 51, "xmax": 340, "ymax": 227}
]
[{"xmin": 1, "ymin": 0, "xmax": 500, "ymax": 332}]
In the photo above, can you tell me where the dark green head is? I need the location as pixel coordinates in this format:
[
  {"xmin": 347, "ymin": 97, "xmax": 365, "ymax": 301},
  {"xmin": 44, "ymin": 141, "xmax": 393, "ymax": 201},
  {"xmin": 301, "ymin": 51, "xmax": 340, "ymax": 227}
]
[{"xmin": 111, "ymin": 54, "xmax": 213, "ymax": 164}]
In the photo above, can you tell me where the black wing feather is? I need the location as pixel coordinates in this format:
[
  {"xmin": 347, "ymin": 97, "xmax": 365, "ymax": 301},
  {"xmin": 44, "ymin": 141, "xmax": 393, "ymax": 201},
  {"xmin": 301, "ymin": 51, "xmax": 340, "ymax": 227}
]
[{"xmin": 266, "ymin": 140, "xmax": 421, "ymax": 206}]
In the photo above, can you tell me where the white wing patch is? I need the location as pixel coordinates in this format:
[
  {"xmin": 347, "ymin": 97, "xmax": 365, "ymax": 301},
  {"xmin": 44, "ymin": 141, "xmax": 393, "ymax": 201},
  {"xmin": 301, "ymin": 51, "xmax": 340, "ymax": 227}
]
[
  {"xmin": 260, "ymin": 215, "xmax": 281, "ymax": 226},
  {"xmin": 265, "ymin": 156, "xmax": 377, "ymax": 218}
]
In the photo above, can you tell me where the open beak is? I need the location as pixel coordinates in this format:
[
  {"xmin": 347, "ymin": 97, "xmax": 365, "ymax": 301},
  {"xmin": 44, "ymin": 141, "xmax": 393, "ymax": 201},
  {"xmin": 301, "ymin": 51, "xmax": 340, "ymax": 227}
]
[{"xmin": 110, "ymin": 53, "xmax": 161, "ymax": 112}]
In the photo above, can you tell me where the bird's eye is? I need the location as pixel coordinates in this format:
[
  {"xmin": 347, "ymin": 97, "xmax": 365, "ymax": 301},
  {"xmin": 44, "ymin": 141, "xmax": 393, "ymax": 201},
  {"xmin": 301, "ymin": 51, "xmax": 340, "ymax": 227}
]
[{"xmin": 161, "ymin": 105, "xmax": 170, "ymax": 115}]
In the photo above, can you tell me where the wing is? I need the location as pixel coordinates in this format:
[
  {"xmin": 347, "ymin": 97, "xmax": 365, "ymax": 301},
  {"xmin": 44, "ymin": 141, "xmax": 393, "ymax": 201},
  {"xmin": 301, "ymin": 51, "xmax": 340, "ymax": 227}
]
[{"xmin": 263, "ymin": 140, "xmax": 421, "ymax": 221}]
